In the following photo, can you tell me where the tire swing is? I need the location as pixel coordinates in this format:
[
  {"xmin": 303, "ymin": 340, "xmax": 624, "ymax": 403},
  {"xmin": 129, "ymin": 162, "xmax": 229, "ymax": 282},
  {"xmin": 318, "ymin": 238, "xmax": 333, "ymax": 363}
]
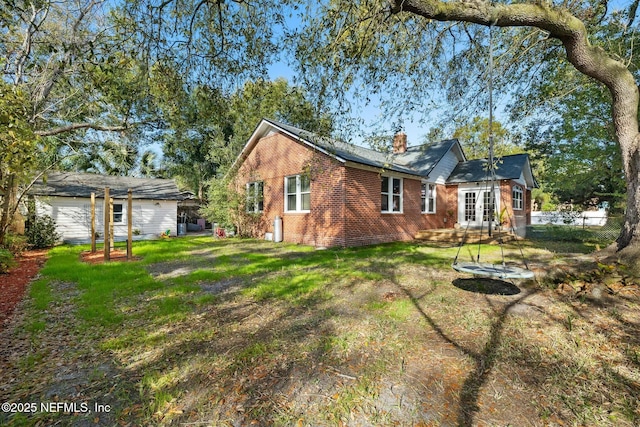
[{"xmin": 451, "ymin": 25, "xmax": 534, "ymax": 281}]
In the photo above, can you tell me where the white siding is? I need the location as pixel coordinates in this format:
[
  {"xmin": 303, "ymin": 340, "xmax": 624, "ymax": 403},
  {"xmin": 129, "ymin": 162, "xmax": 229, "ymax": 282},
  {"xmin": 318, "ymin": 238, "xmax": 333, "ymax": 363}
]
[
  {"xmin": 36, "ymin": 196, "xmax": 178, "ymax": 242},
  {"xmin": 430, "ymin": 150, "xmax": 460, "ymax": 184}
]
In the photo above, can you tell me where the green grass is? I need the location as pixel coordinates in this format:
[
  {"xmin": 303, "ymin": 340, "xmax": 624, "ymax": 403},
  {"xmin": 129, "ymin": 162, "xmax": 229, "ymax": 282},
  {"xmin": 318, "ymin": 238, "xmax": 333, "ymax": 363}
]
[{"xmin": 4, "ymin": 236, "xmax": 638, "ymax": 427}]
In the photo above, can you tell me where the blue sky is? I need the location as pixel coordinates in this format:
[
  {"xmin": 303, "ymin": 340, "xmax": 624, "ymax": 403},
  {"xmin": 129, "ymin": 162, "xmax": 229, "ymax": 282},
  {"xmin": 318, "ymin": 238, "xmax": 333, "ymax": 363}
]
[
  {"xmin": 267, "ymin": 59, "xmax": 442, "ymax": 147},
  {"xmin": 266, "ymin": 0, "xmax": 633, "ymax": 149}
]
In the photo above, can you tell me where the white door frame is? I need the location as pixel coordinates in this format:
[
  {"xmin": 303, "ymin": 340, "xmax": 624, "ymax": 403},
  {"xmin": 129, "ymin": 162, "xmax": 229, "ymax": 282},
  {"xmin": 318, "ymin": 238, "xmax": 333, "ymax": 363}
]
[{"xmin": 457, "ymin": 183, "xmax": 501, "ymax": 228}]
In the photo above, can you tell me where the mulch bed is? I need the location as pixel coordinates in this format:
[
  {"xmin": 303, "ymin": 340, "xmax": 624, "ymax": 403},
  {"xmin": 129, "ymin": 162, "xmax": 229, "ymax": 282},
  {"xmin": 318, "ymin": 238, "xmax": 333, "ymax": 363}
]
[
  {"xmin": 0, "ymin": 249, "xmax": 48, "ymax": 332},
  {"xmin": 0, "ymin": 248, "xmax": 140, "ymax": 332},
  {"xmin": 80, "ymin": 249, "xmax": 140, "ymax": 264}
]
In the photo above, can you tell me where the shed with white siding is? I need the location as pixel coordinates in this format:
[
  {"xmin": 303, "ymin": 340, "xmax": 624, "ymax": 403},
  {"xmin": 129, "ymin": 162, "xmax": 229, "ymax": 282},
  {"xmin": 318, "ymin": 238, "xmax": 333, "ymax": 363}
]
[{"xmin": 30, "ymin": 172, "xmax": 184, "ymax": 243}]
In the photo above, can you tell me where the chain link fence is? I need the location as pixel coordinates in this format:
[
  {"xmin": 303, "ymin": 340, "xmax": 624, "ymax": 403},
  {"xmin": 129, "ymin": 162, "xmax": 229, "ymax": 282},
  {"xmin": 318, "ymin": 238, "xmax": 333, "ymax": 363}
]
[{"xmin": 526, "ymin": 215, "xmax": 623, "ymax": 244}]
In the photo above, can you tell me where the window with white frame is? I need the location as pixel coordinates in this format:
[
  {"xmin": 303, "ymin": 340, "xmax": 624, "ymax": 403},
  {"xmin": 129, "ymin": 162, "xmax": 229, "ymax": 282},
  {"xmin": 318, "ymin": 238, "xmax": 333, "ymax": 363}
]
[
  {"xmin": 113, "ymin": 204, "xmax": 123, "ymax": 223},
  {"xmin": 381, "ymin": 176, "xmax": 402, "ymax": 213},
  {"xmin": 285, "ymin": 174, "xmax": 310, "ymax": 212},
  {"xmin": 512, "ymin": 185, "xmax": 524, "ymax": 210},
  {"xmin": 483, "ymin": 191, "xmax": 496, "ymax": 222},
  {"xmin": 464, "ymin": 192, "xmax": 476, "ymax": 222},
  {"xmin": 246, "ymin": 181, "xmax": 264, "ymax": 213},
  {"xmin": 421, "ymin": 183, "xmax": 436, "ymax": 213}
]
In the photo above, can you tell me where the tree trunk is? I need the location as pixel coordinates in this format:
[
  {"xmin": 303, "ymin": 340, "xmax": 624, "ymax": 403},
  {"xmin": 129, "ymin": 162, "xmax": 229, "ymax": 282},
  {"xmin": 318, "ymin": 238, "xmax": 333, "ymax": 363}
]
[
  {"xmin": 391, "ymin": 0, "xmax": 640, "ymax": 254},
  {"xmin": 0, "ymin": 174, "xmax": 17, "ymax": 246},
  {"xmin": 617, "ymin": 135, "xmax": 640, "ymax": 251}
]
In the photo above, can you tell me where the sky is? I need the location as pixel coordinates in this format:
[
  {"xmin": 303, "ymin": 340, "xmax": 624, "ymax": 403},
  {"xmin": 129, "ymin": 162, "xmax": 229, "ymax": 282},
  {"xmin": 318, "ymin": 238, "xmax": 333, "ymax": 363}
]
[
  {"xmin": 266, "ymin": 59, "xmax": 441, "ymax": 148},
  {"xmin": 265, "ymin": 0, "xmax": 633, "ymax": 149}
]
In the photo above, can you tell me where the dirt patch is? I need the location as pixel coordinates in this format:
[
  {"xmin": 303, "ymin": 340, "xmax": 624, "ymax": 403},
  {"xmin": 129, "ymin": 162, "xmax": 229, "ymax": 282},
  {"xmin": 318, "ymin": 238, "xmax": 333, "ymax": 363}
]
[
  {"xmin": 0, "ymin": 249, "xmax": 47, "ymax": 332},
  {"xmin": 80, "ymin": 249, "xmax": 140, "ymax": 264},
  {"xmin": 201, "ymin": 277, "xmax": 244, "ymax": 295},
  {"xmin": 145, "ymin": 260, "xmax": 205, "ymax": 280}
]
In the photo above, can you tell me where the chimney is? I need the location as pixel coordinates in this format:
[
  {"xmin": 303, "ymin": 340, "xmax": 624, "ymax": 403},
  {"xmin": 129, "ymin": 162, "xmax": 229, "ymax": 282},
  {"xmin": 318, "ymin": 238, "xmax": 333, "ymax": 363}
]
[{"xmin": 393, "ymin": 131, "xmax": 407, "ymax": 154}]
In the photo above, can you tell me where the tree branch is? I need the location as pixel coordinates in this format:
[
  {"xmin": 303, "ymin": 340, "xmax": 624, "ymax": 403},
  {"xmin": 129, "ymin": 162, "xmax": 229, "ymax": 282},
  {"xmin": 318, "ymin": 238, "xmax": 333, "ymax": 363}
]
[
  {"xmin": 35, "ymin": 122, "xmax": 135, "ymax": 137},
  {"xmin": 628, "ymin": 0, "xmax": 639, "ymax": 28},
  {"xmin": 389, "ymin": 0, "xmax": 638, "ymax": 155}
]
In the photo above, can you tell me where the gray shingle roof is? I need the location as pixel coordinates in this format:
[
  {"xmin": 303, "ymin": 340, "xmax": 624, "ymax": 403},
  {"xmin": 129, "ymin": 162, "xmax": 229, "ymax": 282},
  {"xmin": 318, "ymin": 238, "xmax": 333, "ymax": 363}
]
[
  {"xmin": 446, "ymin": 154, "xmax": 535, "ymax": 184},
  {"xmin": 30, "ymin": 172, "xmax": 184, "ymax": 200},
  {"xmin": 263, "ymin": 119, "xmax": 459, "ymax": 178}
]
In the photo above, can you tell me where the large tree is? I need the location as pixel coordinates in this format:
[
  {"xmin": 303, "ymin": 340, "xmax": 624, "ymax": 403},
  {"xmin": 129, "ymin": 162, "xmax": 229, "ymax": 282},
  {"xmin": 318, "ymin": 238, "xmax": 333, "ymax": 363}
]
[
  {"xmin": 292, "ymin": 0, "xmax": 640, "ymax": 260},
  {"xmin": 154, "ymin": 75, "xmax": 334, "ymax": 201},
  {"xmin": 453, "ymin": 117, "xmax": 520, "ymax": 160},
  {"xmin": 394, "ymin": 1, "xmax": 639, "ymax": 255},
  {"xmin": 518, "ymin": 16, "xmax": 632, "ymax": 210},
  {"xmin": 0, "ymin": 0, "xmax": 154, "ymax": 244}
]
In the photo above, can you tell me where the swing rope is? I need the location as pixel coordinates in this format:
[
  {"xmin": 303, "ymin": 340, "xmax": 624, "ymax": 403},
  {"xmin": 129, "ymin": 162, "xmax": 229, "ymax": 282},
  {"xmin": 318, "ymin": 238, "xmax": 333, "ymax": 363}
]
[{"xmin": 451, "ymin": 24, "xmax": 534, "ymax": 280}]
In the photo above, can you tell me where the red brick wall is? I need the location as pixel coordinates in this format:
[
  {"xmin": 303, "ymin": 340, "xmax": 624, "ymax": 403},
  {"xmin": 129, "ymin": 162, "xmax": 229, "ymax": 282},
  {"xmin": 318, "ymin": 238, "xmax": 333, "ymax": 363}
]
[
  {"xmin": 236, "ymin": 131, "xmax": 346, "ymax": 247},
  {"xmin": 500, "ymin": 180, "xmax": 531, "ymax": 232},
  {"xmin": 444, "ymin": 185, "xmax": 458, "ymax": 228},
  {"xmin": 342, "ymin": 169, "xmax": 453, "ymax": 246},
  {"xmin": 236, "ymin": 131, "xmax": 458, "ymax": 247}
]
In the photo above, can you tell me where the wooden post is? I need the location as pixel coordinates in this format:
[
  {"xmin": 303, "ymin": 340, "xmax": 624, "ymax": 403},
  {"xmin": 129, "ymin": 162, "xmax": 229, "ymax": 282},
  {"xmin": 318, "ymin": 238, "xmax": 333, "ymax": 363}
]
[
  {"xmin": 90, "ymin": 192, "xmax": 96, "ymax": 253},
  {"xmin": 127, "ymin": 189, "xmax": 132, "ymax": 260},
  {"xmin": 109, "ymin": 197, "xmax": 114, "ymax": 250},
  {"xmin": 104, "ymin": 187, "xmax": 110, "ymax": 261}
]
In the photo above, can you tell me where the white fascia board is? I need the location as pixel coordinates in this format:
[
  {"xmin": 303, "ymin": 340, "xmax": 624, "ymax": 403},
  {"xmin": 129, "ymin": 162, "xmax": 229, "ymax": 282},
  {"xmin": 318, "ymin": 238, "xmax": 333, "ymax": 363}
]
[
  {"xmin": 228, "ymin": 120, "xmax": 273, "ymax": 173},
  {"xmin": 452, "ymin": 139, "xmax": 468, "ymax": 162},
  {"xmin": 522, "ymin": 158, "xmax": 537, "ymax": 189}
]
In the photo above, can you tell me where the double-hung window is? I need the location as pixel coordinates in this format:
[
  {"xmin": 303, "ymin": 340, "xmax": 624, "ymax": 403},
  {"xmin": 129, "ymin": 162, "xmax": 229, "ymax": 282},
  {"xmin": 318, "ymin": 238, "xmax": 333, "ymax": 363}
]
[
  {"xmin": 381, "ymin": 176, "xmax": 402, "ymax": 213},
  {"xmin": 512, "ymin": 185, "xmax": 523, "ymax": 210},
  {"xmin": 113, "ymin": 204, "xmax": 123, "ymax": 223},
  {"xmin": 246, "ymin": 181, "xmax": 264, "ymax": 213},
  {"xmin": 285, "ymin": 174, "xmax": 310, "ymax": 212},
  {"xmin": 421, "ymin": 183, "xmax": 436, "ymax": 214}
]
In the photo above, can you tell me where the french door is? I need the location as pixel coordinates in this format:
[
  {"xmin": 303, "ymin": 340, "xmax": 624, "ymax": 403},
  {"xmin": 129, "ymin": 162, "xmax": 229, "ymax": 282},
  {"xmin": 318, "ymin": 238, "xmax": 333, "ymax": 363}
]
[{"xmin": 459, "ymin": 187, "xmax": 499, "ymax": 228}]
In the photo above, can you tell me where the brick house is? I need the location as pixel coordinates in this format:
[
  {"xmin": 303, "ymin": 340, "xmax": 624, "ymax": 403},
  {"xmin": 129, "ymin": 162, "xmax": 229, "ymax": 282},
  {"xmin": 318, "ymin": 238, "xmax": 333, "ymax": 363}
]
[{"xmin": 230, "ymin": 118, "xmax": 537, "ymax": 248}]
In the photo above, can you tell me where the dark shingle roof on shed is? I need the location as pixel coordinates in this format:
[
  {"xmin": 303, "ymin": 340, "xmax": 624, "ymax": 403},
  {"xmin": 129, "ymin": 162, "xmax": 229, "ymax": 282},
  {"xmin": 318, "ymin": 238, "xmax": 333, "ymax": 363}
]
[{"xmin": 30, "ymin": 172, "xmax": 184, "ymax": 200}]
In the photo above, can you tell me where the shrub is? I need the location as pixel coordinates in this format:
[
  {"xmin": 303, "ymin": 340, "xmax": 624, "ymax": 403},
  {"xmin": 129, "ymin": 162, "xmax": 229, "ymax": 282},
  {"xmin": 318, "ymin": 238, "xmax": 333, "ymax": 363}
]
[
  {"xmin": 2, "ymin": 233, "xmax": 30, "ymax": 256},
  {"xmin": 26, "ymin": 214, "xmax": 61, "ymax": 249},
  {"xmin": 201, "ymin": 175, "xmax": 266, "ymax": 238},
  {"xmin": 0, "ymin": 248, "xmax": 16, "ymax": 273}
]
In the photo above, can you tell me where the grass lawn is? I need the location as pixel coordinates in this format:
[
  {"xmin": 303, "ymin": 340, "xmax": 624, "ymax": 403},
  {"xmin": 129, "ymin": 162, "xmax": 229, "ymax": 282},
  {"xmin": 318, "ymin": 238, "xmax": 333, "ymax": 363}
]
[{"xmin": 0, "ymin": 236, "xmax": 639, "ymax": 426}]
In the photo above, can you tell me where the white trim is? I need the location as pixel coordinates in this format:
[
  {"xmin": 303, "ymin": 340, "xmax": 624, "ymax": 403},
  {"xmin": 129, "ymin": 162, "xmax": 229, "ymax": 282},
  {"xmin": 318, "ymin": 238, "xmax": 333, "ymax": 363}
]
[
  {"xmin": 246, "ymin": 181, "xmax": 264, "ymax": 213},
  {"xmin": 344, "ymin": 161, "xmax": 421, "ymax": 180},
  {"xmin": 457, "ymin": 183, "xmax": 501, "ymax": 227},
  {"xmin": 112, "ymin": 203, "xmax": 124, "ymax": 224},
  {"xmin": 230, "ymin": 119, "xmax": 347, "ymax": 175},
  {"xmin": 512, "ymin": 185, "xmax": 524, "ymax": 211},
  {"xmin": 284, "ymin": 174, "xmax": 311, "ymax": 213},
  {"xmin": 421, "ymin": 182, "xmax": 436, "ymax": 214},
  {"xmin": 381, "ymin": 175, "xmax": 403, "ymax": 213}
]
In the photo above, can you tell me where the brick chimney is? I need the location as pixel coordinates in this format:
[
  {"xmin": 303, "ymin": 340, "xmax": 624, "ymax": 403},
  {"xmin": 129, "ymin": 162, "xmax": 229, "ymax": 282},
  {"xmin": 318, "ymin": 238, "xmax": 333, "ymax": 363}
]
[{"xmin": 393, "ymin": 131, "xmax": 407, "ymax": 154}]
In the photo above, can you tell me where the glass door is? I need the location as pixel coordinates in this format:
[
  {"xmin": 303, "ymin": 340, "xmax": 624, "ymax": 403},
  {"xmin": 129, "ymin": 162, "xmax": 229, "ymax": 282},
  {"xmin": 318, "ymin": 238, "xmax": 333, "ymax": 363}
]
[{"xmin": 459, "ymin": 187, "xmax": 499, "ymax": 228}]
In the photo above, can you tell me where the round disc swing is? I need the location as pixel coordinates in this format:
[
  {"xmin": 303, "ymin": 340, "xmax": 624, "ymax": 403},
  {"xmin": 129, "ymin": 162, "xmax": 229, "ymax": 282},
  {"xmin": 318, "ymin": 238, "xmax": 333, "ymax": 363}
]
[{"xmin": 451, "ymin": 25, "xmax": 534, "ymax": 281}]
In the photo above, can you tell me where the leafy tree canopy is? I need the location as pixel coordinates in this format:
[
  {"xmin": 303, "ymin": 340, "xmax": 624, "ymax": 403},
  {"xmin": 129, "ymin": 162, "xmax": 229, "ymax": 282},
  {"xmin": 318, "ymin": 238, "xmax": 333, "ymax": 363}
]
[
  {"xmin": 517, "ymin": 15, "xmax": 636, "ymax": 210},
  {"xmin": 151, "ymin": 74, "xmax": 333, "ymax": 200},
  {"xmin": 452, "ymin": 117, "xmax": 520, "ymax": 160},
  {"xmin": 288, "ymin": 0, "xmax": 640, "ymax": 254}
]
